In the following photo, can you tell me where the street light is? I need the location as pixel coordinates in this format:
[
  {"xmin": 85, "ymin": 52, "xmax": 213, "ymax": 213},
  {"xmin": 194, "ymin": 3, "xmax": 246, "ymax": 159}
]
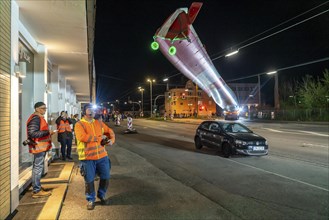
[
  {"xmin": 163, "ymin": 78, "xmax": 169, "ymax": 91},
  {"xmin": 266, "ymin": 71, "xmax": 279, "ymax": 109},
  {"xmin": 147, "ymin": 78, "xmax": 155, "ymax": 117},
  {"xmin": 154, "ymin": 95, "xmax": 165, "ymax": 114},
  {"xmin": 225, "ymin": 50, "xmax": 239, "ymax": 57},
  {"xmin": 138, "ymin": 86, "xmax": 144, "ymax": 115}
]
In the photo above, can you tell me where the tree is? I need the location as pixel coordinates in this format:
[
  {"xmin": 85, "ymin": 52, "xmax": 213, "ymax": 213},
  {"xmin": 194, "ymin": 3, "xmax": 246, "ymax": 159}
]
[
  {"xmin": 279, "ymin": 79, "xmax": 298, "ymax": 108},
  {"xmin": 298, "ymin": 69, "xmax": 328, "ymax": 109}
]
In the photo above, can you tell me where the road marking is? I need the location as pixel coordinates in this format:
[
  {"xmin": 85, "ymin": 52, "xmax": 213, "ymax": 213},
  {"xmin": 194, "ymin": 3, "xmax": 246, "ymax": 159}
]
[
  {"xmin": 263, "ymin": 128, "xmax": 283, "ymax": 133},
  {"xmin": 228, "ymin": 159, "xmax": 329, "ymax": 192},
  {"xmin": 264, "ymin": 128, "xmax": 328, "ymax": 137},
  {"xmin": 301, "ymin": 143, "xmax": 328, "ymax": 148},
  {"xmin": 299, "ymin": 131, "xmax": 329, "ymax": 137}
]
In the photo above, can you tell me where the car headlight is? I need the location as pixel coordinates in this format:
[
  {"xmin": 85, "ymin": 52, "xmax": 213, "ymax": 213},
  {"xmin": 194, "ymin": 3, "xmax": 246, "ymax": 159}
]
[
  {"xmin": 235, "ymin": 139, "xmax": 247, "ymax": 145},
  {"xmin": 265, "ymin": 140, "xmax": 268, "ymax": 145}
]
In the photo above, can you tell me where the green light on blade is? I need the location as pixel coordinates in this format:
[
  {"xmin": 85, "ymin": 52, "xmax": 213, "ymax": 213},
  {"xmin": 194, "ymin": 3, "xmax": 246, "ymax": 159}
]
[
  {"xmin": 168, "ymin": 46, "xmax": 176, "ymax": 55},
  {"xmin": 151, "ymin": 42, "xmax": 159, "ymax": 50}
]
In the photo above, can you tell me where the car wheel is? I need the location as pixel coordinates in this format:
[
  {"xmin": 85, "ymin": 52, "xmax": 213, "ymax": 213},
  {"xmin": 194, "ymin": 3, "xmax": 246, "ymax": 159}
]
[
  {"xmin": 222, "ymin": 143, "xmax": 231, "ymax": 158},
  {"xmin": 194, "ymin": 136, "xmax": 203, "ymax": 149}
]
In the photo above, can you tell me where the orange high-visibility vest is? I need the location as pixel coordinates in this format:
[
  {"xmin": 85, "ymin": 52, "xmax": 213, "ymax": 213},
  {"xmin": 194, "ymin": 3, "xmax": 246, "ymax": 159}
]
[
  {"xmin": 57, "ymin": 120, "xmax": 72, "ymax": 133},
  {"xmin": 26, "ymin": 114, "xmax": 52, "ymax": 154},
  {"xmin": 75, "ymin": 118, "xmax": 115, "ymax": 160}
]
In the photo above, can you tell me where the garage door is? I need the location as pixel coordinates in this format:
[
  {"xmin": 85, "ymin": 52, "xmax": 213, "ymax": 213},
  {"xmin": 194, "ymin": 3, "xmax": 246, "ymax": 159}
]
[{"xmin": 0, "ymin": 0, "xmax": 11, "ymax": 219}]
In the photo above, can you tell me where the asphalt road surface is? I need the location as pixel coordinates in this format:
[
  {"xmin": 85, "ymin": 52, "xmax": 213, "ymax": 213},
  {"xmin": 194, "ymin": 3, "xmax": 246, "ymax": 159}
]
[{"xmin": 111, "ymin": 118, "xmax": 328, "ymax": 220}]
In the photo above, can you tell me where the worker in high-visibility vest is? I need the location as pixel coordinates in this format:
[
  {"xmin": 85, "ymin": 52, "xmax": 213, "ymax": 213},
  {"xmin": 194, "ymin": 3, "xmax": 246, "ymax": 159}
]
[
  {"xmin": 26, "ymin": 102, "xmax": 57, "ymax": 198},
  {"xmin": 56, "ymin": 111, "xmax": 73, "ymax": 160},
  {"xmin": 75, "ymin": 103, "xmax": 115, "ymax": 210}
]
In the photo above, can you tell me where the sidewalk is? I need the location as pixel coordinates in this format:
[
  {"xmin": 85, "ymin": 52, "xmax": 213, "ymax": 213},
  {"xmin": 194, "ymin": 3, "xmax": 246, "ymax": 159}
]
[
  {"xmin": 58, "ymin": 139, "xmax": 233, "ymax": 220},
  {"xmin": 13, "ymin": 133, "xmax": 235, "ymax": 220}
]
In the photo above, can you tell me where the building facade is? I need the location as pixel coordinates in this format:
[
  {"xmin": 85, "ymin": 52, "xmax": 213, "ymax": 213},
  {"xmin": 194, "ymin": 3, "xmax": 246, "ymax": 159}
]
[
  {"xmin": 164, "ymin": 80, "xmax": 217, "ymax": 117},
  {"xmin": 0, "ymin": 1, "xmax": 95, "ymax": 219},
  {"xmin": 163, "ymin": 80, "xmax": 260, "ymax": 119}
]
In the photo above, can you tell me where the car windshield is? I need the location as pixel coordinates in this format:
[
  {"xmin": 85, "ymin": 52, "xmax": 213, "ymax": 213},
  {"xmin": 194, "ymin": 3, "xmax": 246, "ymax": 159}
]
[
  {"xmin": 222, "ymin": 123, "xmax": 252, "ymax": 133},
  {"xmin": 226, "ymin": 105, "xmax": 238, "ymax": 112}
]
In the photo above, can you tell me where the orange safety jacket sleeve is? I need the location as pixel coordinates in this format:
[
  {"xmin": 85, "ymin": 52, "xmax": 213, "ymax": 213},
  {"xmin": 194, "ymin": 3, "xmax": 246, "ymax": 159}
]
[
  {"xmin": 101, "ymin": 122, "xmax": 116, "ymax": 144},
  {"xmin": 75, "ymin": 121, "xmax": 102, "ymax": 144}
]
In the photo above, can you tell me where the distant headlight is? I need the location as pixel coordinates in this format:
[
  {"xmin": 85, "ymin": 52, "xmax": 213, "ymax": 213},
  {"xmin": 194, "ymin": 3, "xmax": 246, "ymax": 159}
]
[
  {"xmin": 265, "ymin": 140, "xmax": 268, "ymax": 145},
  {"xmin": 235, "ymin": 139, "xmax": 247, "ymax": 145}
]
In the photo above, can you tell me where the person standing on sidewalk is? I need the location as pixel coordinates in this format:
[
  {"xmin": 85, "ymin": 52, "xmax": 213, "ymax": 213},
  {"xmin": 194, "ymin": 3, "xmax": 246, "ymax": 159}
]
[
  {"xmin": 75, "ymin": 103, "xmax": 115, "ymax": 210},
  {"xmin": 56, "ymin": 111, "xmax": 73, "ymax": 160},
  {"xmin": 27, "ymin": 102, "xmax": 56, "ymax": 198}
]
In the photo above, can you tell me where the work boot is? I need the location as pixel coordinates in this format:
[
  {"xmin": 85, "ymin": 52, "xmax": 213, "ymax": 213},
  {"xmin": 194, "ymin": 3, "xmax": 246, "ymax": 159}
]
[
  {"xmin": 98, "ymin": 196, "xmax": 107, "ymax": 205},
  {"xmin": 32, "ymin": 190, "xmax": 52, "ymax": 198},
  {"xmin": 87, "ymin": 201, "xmax": 95, "ymax": 210}
]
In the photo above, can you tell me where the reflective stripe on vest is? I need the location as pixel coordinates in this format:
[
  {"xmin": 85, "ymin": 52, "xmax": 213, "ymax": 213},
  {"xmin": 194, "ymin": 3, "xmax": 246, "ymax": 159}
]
[{"xmin": 29, "ymin": 138, "xmax": 52, "ymax": 154}]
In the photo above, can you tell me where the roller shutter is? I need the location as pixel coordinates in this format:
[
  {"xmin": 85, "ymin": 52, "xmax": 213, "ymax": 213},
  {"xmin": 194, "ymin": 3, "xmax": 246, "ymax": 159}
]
[{"xmin": 0, "ymin": 0, "xmax": 11, "ymax": 219}]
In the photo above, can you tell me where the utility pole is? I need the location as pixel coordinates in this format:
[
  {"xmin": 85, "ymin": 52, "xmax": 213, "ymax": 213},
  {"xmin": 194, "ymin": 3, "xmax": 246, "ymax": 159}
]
[
  {"xmin": 138, "ymin": 87, "xmax": 144, "ymax": 115},
  {"xmin": 274, "ymin": 73, "xmax": 280, "ymax": 109},
  {"xmin": 258, "ymin": 74, "xmax": 261, "ymax": 107},
  {"xmin": 147, "ymin": 79, "xmax": 155, "ymax": 117}
]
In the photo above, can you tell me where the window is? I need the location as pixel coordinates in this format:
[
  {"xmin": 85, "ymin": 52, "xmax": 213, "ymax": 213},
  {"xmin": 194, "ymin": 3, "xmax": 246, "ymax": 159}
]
[
  {"xmin": 18, "ymin": 41, "xmax": 35, "ymax": 174},
  {"xmin": 200, "ymin": 122, "xmax": 210, "ymax": 130},
  {"xmin": 209, "ymin": 123, "xmax": 220, "ymax": 132}
]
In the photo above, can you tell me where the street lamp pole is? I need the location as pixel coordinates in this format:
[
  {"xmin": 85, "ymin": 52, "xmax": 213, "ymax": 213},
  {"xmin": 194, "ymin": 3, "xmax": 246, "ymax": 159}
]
[
  {"xmin": 147, "ymin": 79, "xmax": 155, "ymax": 117},
  {"xmin": 258, "ymin": 74, "xmax": 261, "ymax": 107},
  {"xmin": 138, "ymin": 87, "xmax": 144, "ymax": 115},
  {"xmin": 274, "ymin": 73, "xmax": 280, "ymax": 109},
  {"xmin": 163, "ymin": 78, "xmax": 169, "ymax": 91},
  {"xmin": 267, "ymin": 71, "xmax": 279, "ymax": 109}
]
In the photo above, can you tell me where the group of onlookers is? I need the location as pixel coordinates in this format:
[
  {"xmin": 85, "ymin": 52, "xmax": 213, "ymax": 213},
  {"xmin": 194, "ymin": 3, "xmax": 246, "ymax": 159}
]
[{"xmin": 26, "ymin": 102, "xmax": 115, "ymax": 210}]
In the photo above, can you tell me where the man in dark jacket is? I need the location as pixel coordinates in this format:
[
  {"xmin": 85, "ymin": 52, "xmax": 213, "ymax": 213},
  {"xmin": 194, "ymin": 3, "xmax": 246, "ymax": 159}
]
[
  {"xmin": 56, "ymin": 111, "xmax": 73, "ymax": 160},
  {"xmin": 27, "ymin": 102, "xmax": 56, "ymax": 198}
]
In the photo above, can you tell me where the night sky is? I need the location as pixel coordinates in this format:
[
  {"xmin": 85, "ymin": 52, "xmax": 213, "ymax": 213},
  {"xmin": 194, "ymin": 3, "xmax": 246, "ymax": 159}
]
[{"xmin": 94, "ymin": 0, "xmax": 329, "ymax": 107}]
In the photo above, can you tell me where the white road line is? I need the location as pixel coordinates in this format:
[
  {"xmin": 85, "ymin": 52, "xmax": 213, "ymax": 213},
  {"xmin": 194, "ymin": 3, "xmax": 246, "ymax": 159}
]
[
  {"xmin": 263, "ymin": 128, "xmax": 328, "ymax": 137},
  {"xmin": 302, "ymin": 143, "xmax": 329, "ymax": 148},
  {"xmin": 263, "ymin": 128, "xmax": 283, "ymax": 133},
  {"xmin": 299, "ymin": 131, "xmax": 329, "ymax": 137},
  {"xmin": 228, "ymin": 159, "xmax": 329, "ymax": 192}
]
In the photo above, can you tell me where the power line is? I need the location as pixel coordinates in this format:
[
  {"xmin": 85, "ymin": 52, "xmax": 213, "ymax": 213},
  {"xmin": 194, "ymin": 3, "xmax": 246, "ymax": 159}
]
[
  {"xmin": 232, "ymin": 1, "xmax": 329, "ymax": 50},
  {"xmin": 226, "ymin": 57, "xmax": 329, "ymax": 82},
  {"xmin": 238, "ymin": 8, "xmax": 329, "ymax": 51}
]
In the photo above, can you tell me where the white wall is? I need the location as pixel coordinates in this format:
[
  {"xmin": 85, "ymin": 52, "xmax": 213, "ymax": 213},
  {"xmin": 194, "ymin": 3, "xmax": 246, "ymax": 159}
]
[{"xmin": 10, "ymin": 2, "xmax": 20, "ymax": 213}]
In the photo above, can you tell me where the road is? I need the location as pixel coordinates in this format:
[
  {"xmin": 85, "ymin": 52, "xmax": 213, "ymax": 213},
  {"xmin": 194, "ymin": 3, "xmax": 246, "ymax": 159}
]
[{"xmin": 111, "ymin": 118, "xmax": 328, "ymax": 219}]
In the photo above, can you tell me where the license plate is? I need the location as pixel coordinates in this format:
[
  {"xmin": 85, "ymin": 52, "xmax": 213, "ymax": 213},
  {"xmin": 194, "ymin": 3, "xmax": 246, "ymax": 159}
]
[{"xmin": 253, "ymin": 146, "xmax": 264, "ymax": 151}]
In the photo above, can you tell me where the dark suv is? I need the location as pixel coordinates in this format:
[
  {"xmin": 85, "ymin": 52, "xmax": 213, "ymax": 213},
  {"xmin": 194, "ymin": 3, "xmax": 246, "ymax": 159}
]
[{"xmin": 194, "ymin": 121, "xmax": 268, "ymax": 157}]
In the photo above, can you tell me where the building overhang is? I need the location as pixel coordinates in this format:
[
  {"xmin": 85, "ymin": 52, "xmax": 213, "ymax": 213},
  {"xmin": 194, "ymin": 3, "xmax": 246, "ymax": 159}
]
[{"xmin": 16, "ymin": 0, "xmax": 96, "ymax": 102}]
